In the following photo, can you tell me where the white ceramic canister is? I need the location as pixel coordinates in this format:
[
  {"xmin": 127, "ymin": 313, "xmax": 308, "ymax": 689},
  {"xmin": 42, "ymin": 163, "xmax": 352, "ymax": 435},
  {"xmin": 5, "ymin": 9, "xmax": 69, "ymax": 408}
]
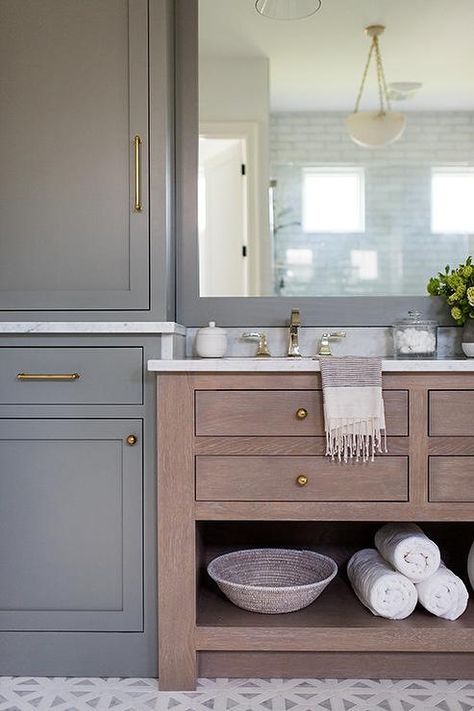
[{"xmin": 194, "ymin": 321, "xmax": 227, "ymax": 358}]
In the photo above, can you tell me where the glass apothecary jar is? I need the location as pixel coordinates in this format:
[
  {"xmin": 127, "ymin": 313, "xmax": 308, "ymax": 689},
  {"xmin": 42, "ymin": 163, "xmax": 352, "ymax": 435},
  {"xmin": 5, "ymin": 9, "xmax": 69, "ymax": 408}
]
[{"xmin": 392, "ymin": 311, "xmax": 438, "ymax": 359}]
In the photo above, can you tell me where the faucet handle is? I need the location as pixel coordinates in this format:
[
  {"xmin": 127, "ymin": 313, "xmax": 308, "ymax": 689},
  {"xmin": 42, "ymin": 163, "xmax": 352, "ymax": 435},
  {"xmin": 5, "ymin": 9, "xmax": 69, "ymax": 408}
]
[
  {"xmin": 241, "ymin": 332, "xmax": 271, "ymax": 357},
  {"xmin": 317, "ymin": 331, "xmax": 346, "ymax": 357}
]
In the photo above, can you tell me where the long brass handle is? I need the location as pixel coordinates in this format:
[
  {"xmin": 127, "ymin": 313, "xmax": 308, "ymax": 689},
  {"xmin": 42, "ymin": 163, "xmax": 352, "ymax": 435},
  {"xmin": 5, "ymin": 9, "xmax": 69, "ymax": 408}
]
[
  {"xmin": 134, "ymin": 134, "xmax": 142, "ymax": 212},
  {"xmin": 17, "ymin": 373, "xmax": 80, "ymax": 381}
]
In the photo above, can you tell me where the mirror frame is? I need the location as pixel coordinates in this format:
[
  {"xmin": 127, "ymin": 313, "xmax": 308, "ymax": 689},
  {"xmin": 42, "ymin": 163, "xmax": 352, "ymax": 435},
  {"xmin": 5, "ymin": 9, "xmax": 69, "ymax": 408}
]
[{"xmin": 175, "ymin": 0, "xmax": 450, "ymax": 327}]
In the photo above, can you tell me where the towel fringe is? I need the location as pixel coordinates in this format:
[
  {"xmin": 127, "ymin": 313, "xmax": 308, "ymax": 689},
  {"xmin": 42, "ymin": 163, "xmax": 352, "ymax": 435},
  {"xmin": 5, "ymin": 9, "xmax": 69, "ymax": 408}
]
[{"xmin": 325, "ymin": 417, "xmax": 386, "ymax": 463}]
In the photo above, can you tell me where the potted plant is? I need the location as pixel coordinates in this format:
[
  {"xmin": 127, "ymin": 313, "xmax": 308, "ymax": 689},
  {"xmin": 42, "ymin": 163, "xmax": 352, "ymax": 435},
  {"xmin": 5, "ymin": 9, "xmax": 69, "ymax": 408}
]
[{"xmin": 427, "ymin": 256, "xmax": 474, "ymax": 357}]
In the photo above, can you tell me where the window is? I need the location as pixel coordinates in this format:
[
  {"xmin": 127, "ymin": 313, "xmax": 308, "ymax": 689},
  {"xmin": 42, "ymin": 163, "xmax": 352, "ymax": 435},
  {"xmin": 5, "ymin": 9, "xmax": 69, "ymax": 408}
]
[
  {"xmin": 302, "ymin": 167, "xmax": 365, "ymax": 233},
  {"xmin": 431, "ymin": 168, "xmax": 474, "ymax": 234},
  {"xmin": 285, "ymin": 248, "xmax": 313, "ymax": 265},
  {"xmin": 351, "ymin": 250, "xmax": 378, "ymax": 280}
]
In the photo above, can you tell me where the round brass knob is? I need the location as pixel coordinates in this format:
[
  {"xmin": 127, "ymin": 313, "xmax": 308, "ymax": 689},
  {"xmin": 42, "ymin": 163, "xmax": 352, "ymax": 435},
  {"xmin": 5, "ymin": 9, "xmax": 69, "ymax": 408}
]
[
  {"xmin": 296, "ymin": 408, "xmax": 308, "ymax": 420},
  {"xmin": 126, "ymin": 434, "xmax": 137, "ymax": 446},
  {"xmin": 296, "ymin": 474, "xmax": 309, "ymax": 487}
]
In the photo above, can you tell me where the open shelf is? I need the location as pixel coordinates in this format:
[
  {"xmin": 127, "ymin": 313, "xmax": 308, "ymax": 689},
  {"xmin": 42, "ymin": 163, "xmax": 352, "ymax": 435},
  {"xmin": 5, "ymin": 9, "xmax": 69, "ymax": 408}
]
[{"xmin": 196, "ymin": 577, "xmax": 474, "ymax": 652}]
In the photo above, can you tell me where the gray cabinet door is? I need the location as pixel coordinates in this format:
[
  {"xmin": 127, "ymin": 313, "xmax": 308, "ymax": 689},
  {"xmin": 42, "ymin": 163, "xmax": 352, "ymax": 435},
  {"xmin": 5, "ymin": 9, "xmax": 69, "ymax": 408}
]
[
  {"xmin": 0, "ymin": 0, "xmax": 149, "ymax": 310},
  {"xmin": 0, "ymin": 419, "xmax": 143, "ymax": 631}
]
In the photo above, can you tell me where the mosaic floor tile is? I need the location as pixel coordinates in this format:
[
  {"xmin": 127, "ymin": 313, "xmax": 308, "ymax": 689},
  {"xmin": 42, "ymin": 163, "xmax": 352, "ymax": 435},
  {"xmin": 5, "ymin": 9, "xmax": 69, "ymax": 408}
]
[{"xmin": 0, "ymin": 678, "xmax": 473, "ymax": 711}]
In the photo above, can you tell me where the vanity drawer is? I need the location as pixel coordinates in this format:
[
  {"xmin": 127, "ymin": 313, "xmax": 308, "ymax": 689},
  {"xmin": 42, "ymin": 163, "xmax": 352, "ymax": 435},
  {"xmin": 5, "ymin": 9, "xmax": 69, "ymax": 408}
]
[
  {"xmin": 429, "ymin": 457, "xmax": 474, "ymax": 502},
  {"xmin": 429, "ymin": 391, "xmax": 474, "ymax": 435},
  {"xmin": 195, "ymin": 390, "xmax": 408, "ymax": 437},
  {"xmin": 196, "ymin": 455, "xmax": 409, "ymax": 502},
  {"xmin": 0, "ymin": 347, "xmax": 143, "ymax": 405}
]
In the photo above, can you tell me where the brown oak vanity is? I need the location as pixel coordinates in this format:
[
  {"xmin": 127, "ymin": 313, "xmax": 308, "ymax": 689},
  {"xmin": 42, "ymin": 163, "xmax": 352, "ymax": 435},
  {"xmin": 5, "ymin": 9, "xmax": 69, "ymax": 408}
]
[{"xmin": 152, "ymin": 362, "xmax": 474, "ymax": 690}]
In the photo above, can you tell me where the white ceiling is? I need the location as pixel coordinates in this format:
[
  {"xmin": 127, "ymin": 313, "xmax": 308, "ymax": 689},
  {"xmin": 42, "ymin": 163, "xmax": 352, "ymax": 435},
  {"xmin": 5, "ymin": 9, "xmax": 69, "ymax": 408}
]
[{"xmin": 199, "ymin": 0, "xmax": 474, "ymax": 111}]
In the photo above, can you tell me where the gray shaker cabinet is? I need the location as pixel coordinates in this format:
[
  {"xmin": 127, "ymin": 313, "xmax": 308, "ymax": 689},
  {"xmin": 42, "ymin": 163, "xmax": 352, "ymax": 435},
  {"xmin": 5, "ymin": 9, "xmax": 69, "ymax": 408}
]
[
  {"xmin": 0, "ymin": 336, "xmax": 159, "ymax": 675},
  {"xmin": 0, "ymin": 418, "xmax": 143, "ymax": 632},
  {"xmin": 0, "ymin": 0, "xmax": 150, "ymax": 311}
]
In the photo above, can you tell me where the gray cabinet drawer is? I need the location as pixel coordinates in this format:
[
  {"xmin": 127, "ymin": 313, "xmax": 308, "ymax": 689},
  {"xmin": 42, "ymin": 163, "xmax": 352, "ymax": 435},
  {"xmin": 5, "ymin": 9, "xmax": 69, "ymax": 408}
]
[
  {"xmin": 0, "ymin": 418, "xmax": 143, "ymax": 632},
  {"xmin": 0, "ymin": 347, "xmax": 143, "ymax": 405}
]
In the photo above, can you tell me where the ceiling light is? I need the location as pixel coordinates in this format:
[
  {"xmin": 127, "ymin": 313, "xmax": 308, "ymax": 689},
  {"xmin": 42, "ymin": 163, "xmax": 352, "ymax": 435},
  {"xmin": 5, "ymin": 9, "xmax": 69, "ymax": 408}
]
[
  {"xmin": 255, "ymin": 0, "xmax": 322, "ymax": 20},
  {"xmin": 345, "ymin": 25, "xmax": 406, "ymax": 148}
]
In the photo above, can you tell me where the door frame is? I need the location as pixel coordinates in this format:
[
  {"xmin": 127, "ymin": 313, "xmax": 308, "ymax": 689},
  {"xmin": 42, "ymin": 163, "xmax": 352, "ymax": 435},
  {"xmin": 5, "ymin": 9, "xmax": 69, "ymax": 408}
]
[{"xmin": 199, "ymin": 121, "xmax": 262, "ymax": 296}]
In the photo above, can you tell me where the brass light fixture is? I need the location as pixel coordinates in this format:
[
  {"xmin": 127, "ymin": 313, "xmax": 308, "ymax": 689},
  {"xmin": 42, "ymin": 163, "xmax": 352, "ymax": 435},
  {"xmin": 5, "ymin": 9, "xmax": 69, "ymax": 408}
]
[
  {"xmin": 255, "ymin": 0, "xmax": 321, "ymax": 20},
  {"xmin": 345, "ymin": 25, "xmax": 406, "ymax": 148}
]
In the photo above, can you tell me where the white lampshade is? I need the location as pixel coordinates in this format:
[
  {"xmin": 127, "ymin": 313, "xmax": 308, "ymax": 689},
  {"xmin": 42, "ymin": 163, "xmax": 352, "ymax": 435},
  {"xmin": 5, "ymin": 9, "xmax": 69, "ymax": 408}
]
[
  {"xmin": 345, "ymin": 111, "xmax": 406, "ymax": 148},
  {"xmin": 255, "ymin": 0, "xmax": 321, "ymax": 20}
]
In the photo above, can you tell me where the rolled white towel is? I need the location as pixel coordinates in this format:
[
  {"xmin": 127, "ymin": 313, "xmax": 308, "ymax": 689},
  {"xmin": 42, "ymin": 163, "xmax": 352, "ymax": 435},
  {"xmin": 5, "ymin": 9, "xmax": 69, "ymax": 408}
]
[
  {"xmin": 347, "ymin": 548, "xmax": 418, "ymax": 620},
  {"xmin": 374, "ymin": 523, "xmax": 441, "ymax": 583},
  {"xmin": 416, "ymin": 563, "xmax": 469, "ymax": 620}
]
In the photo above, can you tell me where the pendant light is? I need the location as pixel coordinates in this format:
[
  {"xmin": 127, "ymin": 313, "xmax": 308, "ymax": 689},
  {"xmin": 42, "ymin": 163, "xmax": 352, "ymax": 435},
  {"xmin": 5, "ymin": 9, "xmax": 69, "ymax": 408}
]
[
  {"xmin": 345, "ymin": 25, "xmax": 406, "ymax": 148},
  {"xmin": 255, "ymin": 0, "xmax": 321, "ymax": 20}
]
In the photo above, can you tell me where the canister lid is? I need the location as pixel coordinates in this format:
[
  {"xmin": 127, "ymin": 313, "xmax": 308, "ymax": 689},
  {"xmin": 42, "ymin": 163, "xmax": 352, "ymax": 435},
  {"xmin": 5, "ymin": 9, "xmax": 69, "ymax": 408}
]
[
  {"xmin": 196, "ymin": 321, "xmax": 227, "ymax": 336},
  {"xmin": 393, "ymin": 310, "xmax": 437, "ymax": 327}
]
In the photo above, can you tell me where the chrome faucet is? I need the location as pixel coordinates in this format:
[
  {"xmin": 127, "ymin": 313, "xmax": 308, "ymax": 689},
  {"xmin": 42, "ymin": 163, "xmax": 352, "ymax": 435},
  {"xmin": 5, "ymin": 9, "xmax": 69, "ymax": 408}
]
[{"xmin": 287, "ymin": 308, "xmax": 302, "ymax": 357}]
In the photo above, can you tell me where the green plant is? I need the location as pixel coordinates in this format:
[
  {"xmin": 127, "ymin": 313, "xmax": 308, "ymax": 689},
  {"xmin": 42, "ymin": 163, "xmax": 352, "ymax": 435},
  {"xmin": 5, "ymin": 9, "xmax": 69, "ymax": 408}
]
[{"xmin": 427, "ymin": 256, "xmax": 474, "ymax": 326}]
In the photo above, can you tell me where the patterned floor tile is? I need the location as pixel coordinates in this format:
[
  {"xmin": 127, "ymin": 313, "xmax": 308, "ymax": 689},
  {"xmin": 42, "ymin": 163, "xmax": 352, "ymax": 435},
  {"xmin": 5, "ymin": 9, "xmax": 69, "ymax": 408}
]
[{"xmin": 0, "ymin": 678, "xmax": 473, "ymax": 711}]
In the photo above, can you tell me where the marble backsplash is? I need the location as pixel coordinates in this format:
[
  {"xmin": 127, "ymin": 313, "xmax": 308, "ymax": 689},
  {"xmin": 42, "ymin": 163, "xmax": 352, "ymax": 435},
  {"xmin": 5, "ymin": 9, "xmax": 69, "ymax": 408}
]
[{"xmin": 186, "ymin": 326, "xmax": 463, "ymax": 359}]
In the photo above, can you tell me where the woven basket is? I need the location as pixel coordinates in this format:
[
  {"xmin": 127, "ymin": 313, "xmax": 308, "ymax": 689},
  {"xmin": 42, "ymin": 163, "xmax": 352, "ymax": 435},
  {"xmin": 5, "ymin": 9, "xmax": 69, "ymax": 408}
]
[{"xmin": 207, "ymin": 548, "xmax": 338, "ymax": 614}]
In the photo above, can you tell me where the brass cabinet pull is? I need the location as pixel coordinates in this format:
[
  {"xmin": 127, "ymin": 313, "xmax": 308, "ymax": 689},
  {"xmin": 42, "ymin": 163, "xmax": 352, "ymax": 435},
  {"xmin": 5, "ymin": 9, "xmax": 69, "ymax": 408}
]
[
  {"xmin": 133, "ymin": 134, "xmax": 142, "ymax": 212},
  {"xmin": 17, "ymin": 373, "xmax": 80, "ymax": 381},
  {"xmin": 296, "ymin": 408, "xmax": 308, "ymax": 420},
  {"xmin": 296, "ymin": 475, "xmax": 309, "ymax": 487},
  {"xmin": 126, "ymin": 434, "xmax": 138, "ymax": 446}
]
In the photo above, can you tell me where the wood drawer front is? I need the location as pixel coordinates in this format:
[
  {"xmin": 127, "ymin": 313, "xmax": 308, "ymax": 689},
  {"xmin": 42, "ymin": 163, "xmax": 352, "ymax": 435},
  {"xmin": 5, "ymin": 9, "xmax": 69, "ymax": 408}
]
[
  {"xmin": 0, "ymin": 347, "xmax": 143, "ymax": 405},
  {"xmin": 429, "ymin": 457, "xmax": 474, "ymax": 502},
  {"xmin": 195, "ymin": 390, "xmax": 408, "ymax": 437},
  {"xmin": 196, "ymin": 456, "xmax": 409, "ymax": 502},
  {"xmin": 429, "ymin": 391, "xmax": 474, "ymax": 436}
]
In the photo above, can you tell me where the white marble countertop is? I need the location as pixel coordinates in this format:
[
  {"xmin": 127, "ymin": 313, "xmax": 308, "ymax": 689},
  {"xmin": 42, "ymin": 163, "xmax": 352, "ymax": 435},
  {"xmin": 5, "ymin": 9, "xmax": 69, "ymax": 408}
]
[
  {"xmin": 0, "ymin": 322, "xmax": 186, "ymax": 335},
  {"xmin": 147, "ymin": 357, "xmax": 474, "ymax": 372}
]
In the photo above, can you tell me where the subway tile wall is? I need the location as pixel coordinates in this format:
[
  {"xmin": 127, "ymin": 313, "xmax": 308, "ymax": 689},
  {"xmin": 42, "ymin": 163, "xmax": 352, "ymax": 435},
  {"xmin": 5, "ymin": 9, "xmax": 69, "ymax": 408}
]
[
  {"xmin": 186, "ymin": 326, "xmax": 462, "ymax": 359},
  {"xmin": 270, "ymin": 111, "xmax": 474, "ymax": 297}
]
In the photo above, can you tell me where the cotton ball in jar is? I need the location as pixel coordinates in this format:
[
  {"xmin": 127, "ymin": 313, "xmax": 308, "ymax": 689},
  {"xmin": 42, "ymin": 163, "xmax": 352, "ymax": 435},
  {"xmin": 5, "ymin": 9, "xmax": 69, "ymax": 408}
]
[{"xmin": 395, "ymin": 327, "xmax": 436, "ymax": 355}]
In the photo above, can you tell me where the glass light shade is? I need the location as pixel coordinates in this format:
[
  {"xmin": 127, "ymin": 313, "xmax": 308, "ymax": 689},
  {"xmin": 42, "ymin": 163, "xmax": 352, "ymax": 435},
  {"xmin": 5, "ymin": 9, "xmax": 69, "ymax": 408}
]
[
  {"xmin": 345, "ymin": 111, "xmax": 406, "ymax": 148},
  {"xmin": 255, "ymin": 0, "xmax": 321, "ymax": 20}
]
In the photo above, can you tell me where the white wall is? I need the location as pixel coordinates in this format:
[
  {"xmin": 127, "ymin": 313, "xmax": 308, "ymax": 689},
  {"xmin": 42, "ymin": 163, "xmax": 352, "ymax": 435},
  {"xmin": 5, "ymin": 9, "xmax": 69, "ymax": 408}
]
[
  {"xmin": 199, "ymin": 58, "xmax": 269, "ymax": 123},
  {"xmin": 199, "ymin": 58, "xmax": 272, "ymax": 294}
]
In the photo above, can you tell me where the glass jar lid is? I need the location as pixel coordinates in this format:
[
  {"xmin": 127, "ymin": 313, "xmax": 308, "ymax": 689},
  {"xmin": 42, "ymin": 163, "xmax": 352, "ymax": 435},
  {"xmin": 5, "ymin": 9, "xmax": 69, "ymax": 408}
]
[{"xmin": 393, "ymin": 310, "xmax": 437, "ymax": 327}]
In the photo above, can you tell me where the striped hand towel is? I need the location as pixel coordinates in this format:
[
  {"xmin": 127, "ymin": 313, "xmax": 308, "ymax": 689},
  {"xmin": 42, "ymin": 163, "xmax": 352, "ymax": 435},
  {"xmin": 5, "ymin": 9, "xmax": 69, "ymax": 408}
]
[{"xmin": 319, "ymin": 356, "xmax": 386, "ymax": 462}]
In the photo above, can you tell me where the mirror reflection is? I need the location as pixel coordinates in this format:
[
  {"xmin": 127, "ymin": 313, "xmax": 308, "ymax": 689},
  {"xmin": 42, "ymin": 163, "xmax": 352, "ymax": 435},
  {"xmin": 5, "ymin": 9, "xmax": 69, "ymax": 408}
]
[{"xmin": 198, "ymin": 0, "xmax": 474, "ymax": 297}]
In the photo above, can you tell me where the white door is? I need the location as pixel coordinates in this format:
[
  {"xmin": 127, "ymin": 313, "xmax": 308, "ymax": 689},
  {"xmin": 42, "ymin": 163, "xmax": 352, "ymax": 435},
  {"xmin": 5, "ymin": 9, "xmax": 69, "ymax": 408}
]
[{"xmin": 199, "ymin": 137, "xmax": 248, "ymax": 296}]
